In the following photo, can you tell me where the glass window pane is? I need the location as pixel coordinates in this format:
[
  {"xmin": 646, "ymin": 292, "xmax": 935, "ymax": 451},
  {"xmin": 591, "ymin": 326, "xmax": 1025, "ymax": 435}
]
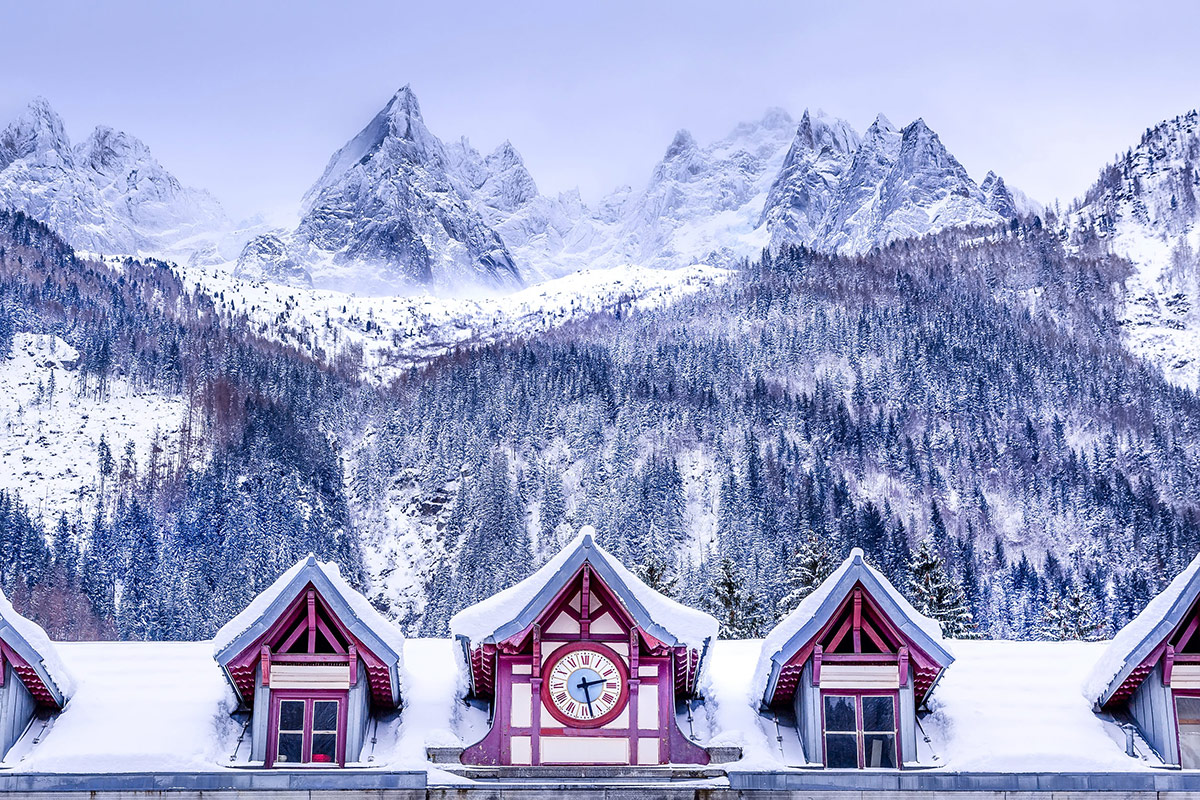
[
  {"xmin": 277, "ymin": 732, "xmax": 302, "ymax": 763},
  {"xmin": 313, "ymin": 700, "xmax": 338, "ymax": 732},
  {"xmin": 824, "ymin": 695, "xmax": 857, "ymax": 732},
  {"xmin": 862, "ymin": 696, "xmax": 895, "ymax": 732},
  {"xmin": 1179, "ymin": 697, "xmax": 1200, "ymax": 768},
  {"xmin": 863, "ymin": 733, "xmax": 897, "ymax": 768},
  {"xmin": 825, "ymin": 733, "xmax": 858, "ymax": 768},
  {"xmin": 279, "ymin": 700, "xmax": 304, "ymax": 732},
  {"xmin": 311, "ymin": 733, "xmax": 337, "ymax": 763}
]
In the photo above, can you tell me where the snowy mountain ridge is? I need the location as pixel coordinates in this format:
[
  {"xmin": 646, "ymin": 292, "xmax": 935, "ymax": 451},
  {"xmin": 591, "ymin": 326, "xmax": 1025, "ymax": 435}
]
[{"xmin": 0, "ymin": 98, "xmax": 229, "ymax": 257}]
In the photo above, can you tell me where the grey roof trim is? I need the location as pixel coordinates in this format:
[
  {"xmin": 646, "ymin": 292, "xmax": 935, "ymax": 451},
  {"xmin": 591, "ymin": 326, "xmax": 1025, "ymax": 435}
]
[
  {"xmin": 762, "ymin": 556, "xmax": 955, "ymax": 706},
  {"xmin": 1098, "ymin": 571, "xmax": 1200, "ymax": 707},
  {"xmin": 213, "ymin": 557, "xmax": 402, "ymax": 705},
  {"xmin": 485, "ymin": 534, "xmax": 682, "ymax": 649},
  {"xmin": 0, "ymin": 619, "xmax": 67, "ymax": 708},
  {"xmin": 0, "ymin": 770, "xmax": 426, "ymax": 792}
]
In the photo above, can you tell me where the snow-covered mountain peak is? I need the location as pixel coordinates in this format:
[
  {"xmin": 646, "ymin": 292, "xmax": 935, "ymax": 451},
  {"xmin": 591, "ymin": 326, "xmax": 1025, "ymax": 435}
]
[
  {"xmin": 302, "ymin": 85, "xmax": 447, "ymax": 213},
  {"xmin": 76, "ymin": 125, "xmax": 154, "ymax": 175},
  {"xmin": 478, "ymin": 140, "xmax": 538, "ymax": 212},
  {"xmin": 795, "ymin": 108, "xmax": 861, "ymax": 156},
  {"xmin": 0, "ymin": 99, "xmax": 230, "ymax": 256},
  {"xmin": 0, "ymin": 97, "xmax": 74, "ymax": 169},
  {"xmin": 272, "ymin": 86, "xmax": 521, "ymax": 292}
]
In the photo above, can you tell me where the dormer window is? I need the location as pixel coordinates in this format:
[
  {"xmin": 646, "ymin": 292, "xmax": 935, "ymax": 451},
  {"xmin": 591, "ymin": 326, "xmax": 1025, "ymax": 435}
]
[{"xmin": 213, "ymin": 556, "xmax": 404, "ymax": 769}]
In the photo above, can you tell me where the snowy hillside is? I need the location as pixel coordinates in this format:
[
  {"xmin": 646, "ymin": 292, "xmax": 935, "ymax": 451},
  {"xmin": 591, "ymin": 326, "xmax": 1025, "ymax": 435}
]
[
  {"xmin": 1068, "ymin": 110, "xmax": 1200, "ymax": 389},
  {"xmin": 0, "ymin": 99, "xmax": 230, "ymax": 257},
  {"xmin": 191, "ymin": 259, "xmax": 730, "ymax": 382},
  {"xmin": 0, "ymin": 333, "xmax": 185, "ymax": 522}
]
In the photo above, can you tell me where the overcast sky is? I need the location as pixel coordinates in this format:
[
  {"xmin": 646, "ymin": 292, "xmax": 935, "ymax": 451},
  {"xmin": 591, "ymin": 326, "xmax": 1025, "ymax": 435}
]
[{"xmin": 4, "ymin": 0, "xmax": 1197, "ymax": 220}]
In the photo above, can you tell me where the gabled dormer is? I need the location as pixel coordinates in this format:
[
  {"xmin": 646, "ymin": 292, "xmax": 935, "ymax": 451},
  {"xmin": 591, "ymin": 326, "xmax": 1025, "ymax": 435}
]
[
  {"xmin": 213, "ymin": 556, "xmax": 403, "ymax": 768},
  {"xmin": 755, "ymin": 549, "xmax": 954, "ymax": 769},
  {"xmin": 1089, "ymin": 554, "xmax": 1200, "ymax": 768},
  {"xmin": 0, "ymin": 589, "xmax": 72, "ymax": 761},
  {"xmin": 450, "ymin": 528, "xmax": 717, "ymax": 766}
]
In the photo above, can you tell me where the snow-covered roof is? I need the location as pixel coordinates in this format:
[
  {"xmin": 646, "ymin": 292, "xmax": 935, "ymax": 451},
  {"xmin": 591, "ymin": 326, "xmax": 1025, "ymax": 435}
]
[
  {"xmin": 0, "ymin": 587, "xmax": 73, "ymax": 707},
  {"xmin": 212, "ymin": 555, "xmax": 405, "ymax": 706},
  {"xmin": 1086, "ymin": 552, "xmax": 1200, "ymax": 707},
  {"xmin": 753, "ymin": 548, "xmax": 953, "ymax": 706},
  {"xmin": 449, "ymin": 527, "xmax": 719, "ymax": 651},
  {"xmin": 0, "ymin": 638, "xmax": 1148, "ymax": 775}
]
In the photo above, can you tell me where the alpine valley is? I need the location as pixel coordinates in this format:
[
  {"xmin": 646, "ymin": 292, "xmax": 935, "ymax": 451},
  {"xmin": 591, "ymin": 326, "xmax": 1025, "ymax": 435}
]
[{"xmin": 0, "ymin": 87, "xmax": 1198, "ymax": 646}]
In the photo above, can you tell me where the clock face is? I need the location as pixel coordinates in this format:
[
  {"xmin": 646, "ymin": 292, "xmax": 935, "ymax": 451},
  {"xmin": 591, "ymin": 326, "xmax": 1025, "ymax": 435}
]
[{"xmin": 542, "ymin": 643, "xmax": 628, "ymax": 727}]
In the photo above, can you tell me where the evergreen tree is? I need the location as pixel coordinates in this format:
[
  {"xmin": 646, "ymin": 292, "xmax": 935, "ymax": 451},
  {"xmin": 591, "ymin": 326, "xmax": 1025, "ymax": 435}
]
[
  {"xmin": 707, "ymin": 557, "xmax": 767, "ymax": 638},
  {"xmin": 1038, "ymin": 580, "xmax": 1106, "ymax": 641},
  {"xmin": 782, "ymin": 532, "xmax": 836, "ymax": 613},
  {"xmin": 907, "ymin": 537, "xmax": 975, "ymax": 638}
]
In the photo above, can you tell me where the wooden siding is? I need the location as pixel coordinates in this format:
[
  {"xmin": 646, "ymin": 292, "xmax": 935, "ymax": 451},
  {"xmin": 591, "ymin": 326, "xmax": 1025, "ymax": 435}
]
[
  {"xmin": 250, "ymin": 663, "xmax": 270, "ymax": 763},
  {"xmin": 0, "ymin": 660, "xmax": 35, "ymax": 760},
  {"xmin": 795, "ymin": 659, "xmax": 820, "ymax": 764},
  {"xmin": 1130, "ymin": 661, "xmax": 1178, "ymax": 764},
  {"xmin": 345, "ymin": 660, "xmax": 371, "ymax": 762},
  {"xmin": 819, "ymin": 664, "xmax": 900, "ymax": 689},
  {"xmin": 269, "ymin": 664, "xmax": 351, "ymax": 690}
]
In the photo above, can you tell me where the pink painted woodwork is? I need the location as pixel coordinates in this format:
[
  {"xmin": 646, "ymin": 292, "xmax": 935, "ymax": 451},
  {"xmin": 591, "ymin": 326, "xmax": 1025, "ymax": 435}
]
[
  {"xmin": 224, "ymin": 583, "xmax": 395, "ymax": 710},
  {"xmin": 767, "ymin": 582, "xmax": 942, "ymax": 708}
]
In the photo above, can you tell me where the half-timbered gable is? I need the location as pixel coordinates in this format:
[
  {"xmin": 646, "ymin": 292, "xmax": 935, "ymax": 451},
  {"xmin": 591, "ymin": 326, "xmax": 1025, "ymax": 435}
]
[
  {"xmin": 450, "ymin": 528, "xmax": 718, "ymax": 766},
  {"xmin": 213, "ymin": 556, "xmax": 403, "ymax": 768},
  {"xmin": 755, "ymin": 549, "xmax": 953, "ymax": 769},
  {"xmin": 1088, "ymin": 553, "xmax": 1200, "ymax": 767},
  {"xmin": 0, "ymin": 589, "xmax": 71, "ymax": 761}
]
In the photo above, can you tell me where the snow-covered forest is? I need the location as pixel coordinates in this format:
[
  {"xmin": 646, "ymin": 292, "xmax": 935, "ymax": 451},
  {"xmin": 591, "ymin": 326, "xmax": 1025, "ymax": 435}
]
[{"xmin": 2, "ymin": 206, "xmax": 1198, "ymax": 644}]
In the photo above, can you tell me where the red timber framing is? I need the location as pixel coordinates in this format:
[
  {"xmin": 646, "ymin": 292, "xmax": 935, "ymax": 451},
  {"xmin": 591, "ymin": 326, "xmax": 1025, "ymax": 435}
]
[
  {"xmin": 1109, "ymin": 595, "xmax": 1200, "ymax": 706},
  {"xmin": 0, "ymin": 639, "xmax": 60, "ymax": 708},
  {"xmin": 462, "ymin": 562, "xmax": 707, "ymax": 766},
  {"xmin": 223, "ymin": 584, "xmax": 392, "ymax": 710},
  {"xmin": 768, "ymin": 582, "xmax": 941, "ymax": 708}
]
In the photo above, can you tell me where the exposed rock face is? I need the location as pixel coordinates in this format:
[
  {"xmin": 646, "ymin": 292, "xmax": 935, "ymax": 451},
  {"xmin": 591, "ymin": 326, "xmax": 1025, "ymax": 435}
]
[
  {"xmin": 0, "ymin": 98, "xmax": 228, "ymax": 255},
  {"xmin": 235, "ymin": 232, "xmax": 312, "ymax": 287},
  {"xmin": 761, "ymin": 114, "xmax": 1008, "ymax": 255},
  {"xmin": 282, "ymin": 86, "xmax": 521, "ymax": 294}
]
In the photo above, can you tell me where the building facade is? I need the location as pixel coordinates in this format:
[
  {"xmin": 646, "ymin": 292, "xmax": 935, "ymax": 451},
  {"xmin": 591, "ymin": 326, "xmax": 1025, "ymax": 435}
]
[
  {"xmin": 451, "ymin": 530, "xmax": 715, "ymax": 766},
  {"xmin": 755, "ymin": 549, "xmax": 954, "ymax": 768}
]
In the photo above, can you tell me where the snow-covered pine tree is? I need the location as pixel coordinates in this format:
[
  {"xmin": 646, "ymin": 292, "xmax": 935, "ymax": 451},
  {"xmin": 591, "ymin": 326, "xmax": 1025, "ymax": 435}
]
[
  {"xmin": 782, "ymin": 531, "xmax": 836, "ymax": 613},
  {"xmin": 907, "ymin": 536, "xmax": 975, "ymax": 638},
  {"xmin": 1037, "ymin": 580, "xmax": 1106, "ymax": 641},
  {"xmin": 708, "ymin": 556, "xmax": 766, "ymax": 638}
]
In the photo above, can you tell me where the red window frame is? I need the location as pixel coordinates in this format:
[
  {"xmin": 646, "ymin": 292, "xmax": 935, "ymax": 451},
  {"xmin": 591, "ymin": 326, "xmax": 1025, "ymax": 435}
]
[
  {"xmin": 820, "ymin": 689, "xmax": 900, "ymax": 769},
  {"xmin": 265, "ymin": 689, "xmax": 348, "ymax": 768}
]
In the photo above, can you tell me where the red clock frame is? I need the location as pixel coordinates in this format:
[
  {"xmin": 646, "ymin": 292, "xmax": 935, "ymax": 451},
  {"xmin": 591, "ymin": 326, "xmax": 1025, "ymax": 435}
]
[{"xmin": 540, "ymin": 641, "xmax": 631, "ymax": 729}]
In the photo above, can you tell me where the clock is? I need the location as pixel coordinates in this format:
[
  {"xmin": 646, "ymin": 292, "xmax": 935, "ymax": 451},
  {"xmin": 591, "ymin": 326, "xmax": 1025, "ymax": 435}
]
[{"xmin": 541, "ymin": 642, "xmax": 629, "ymax": 728}]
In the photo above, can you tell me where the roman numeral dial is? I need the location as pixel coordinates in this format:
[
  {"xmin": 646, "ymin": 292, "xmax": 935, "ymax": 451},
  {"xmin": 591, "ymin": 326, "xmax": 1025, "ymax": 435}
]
[{"xmin": 541, "ymin": 643, "xmax": 629, "ymax": 728}]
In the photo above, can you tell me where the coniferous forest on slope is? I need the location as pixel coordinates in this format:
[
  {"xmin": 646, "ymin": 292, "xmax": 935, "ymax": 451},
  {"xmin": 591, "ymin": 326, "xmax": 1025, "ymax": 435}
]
[{"xmin": 1, "ymin": 209, "xmax": 1198, "ymax": 643}]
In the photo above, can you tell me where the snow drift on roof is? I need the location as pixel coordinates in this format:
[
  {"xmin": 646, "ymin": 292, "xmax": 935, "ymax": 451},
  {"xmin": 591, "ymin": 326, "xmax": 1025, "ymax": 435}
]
[
  {"xmin": 752, "ymin": 547, "xmax": 950, "ymax": 703},
  {"xmin": 1085, "ymin": 551, "xmax": 1200, "ymax": 705},
  {"xmin": 0, "ymin": 586, "xmax": 73, "ymax": 702},
  {"xmin": 449, "ymin": 527, "xmax": 718, "ymax": 650},
  {"xmin": 211, "ymin": 555, "xmax": 405, "ymax": 665}
]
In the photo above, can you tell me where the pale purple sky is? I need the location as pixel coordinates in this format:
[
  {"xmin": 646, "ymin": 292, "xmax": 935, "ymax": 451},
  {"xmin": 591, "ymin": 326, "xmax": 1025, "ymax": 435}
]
[{"xmin": 4, "ymin": 0, "xmax": 1197, "ymax": 220}]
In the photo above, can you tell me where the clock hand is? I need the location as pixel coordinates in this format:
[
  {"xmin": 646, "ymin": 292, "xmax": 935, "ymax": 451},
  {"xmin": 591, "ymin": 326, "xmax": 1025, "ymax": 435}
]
[{"xmin": 576, "ymin": 676, "xmax": 596, "ymax": 717}]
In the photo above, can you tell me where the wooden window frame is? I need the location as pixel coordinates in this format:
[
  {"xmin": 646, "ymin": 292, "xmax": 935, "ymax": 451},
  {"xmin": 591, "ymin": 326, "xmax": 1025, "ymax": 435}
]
[
  {"xmin": 820, "ymin": 689, "xmax": 900, "ymax": 769},
  {"xmin": 265, "ymin": 689, "xmax": 348, "ymax": 768}
]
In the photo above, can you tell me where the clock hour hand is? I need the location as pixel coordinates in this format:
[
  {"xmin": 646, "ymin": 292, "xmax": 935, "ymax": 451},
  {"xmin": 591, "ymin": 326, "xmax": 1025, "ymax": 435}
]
[{"xmin": 576, "ymin": 676, "xmax": 599, "ymax": 717}]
